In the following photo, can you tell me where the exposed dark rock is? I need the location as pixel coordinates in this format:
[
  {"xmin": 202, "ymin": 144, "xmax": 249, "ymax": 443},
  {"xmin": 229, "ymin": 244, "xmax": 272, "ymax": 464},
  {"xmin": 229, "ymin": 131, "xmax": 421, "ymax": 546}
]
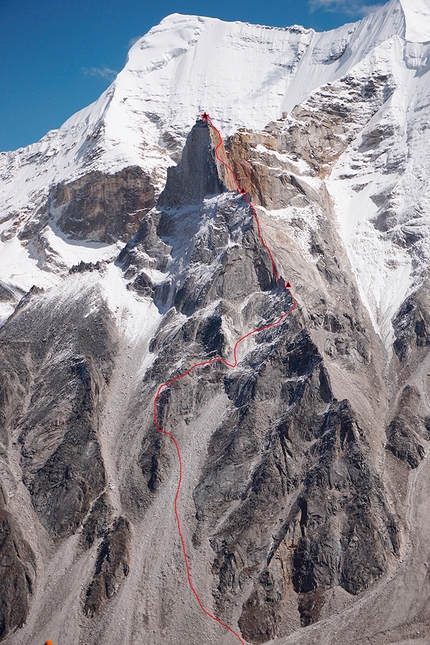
[
  {"xmin": 80, "ymin": 493, "xmax": 114, "ymax": 550},
  {"xmin": 0, "ymin": 102, "xmax": 418, "ymax": 645},
  {"xmin": 0, "ymin": 510, "xmax": 36, "ymax": 641},
  {"xmin": 0, "ymin": 283, "xmax": 117, "ymax": 539},
  {"xmin": 193, "ymin": 326, "xmax": 397, "ymax": 640},
  {"xmin": 20, "ymin": 354, "xmax": 108, "ymax": 538},
  {"xmin": 84, "ymin": 517, "xmax": 131, "ymax": 618},
  {"xmin": 0, "ymin": 281, "xmax": 16, "ymax": 303},
  {"xmin": 69, "ymin": 261, "xmax": 105, "ymax": 274},
  {"xmin": 386, "ymin": 385, "xmax": 426, "ymax": 469},
  {"xmin": 172, "ymin": 235, "xmax": 279, "ymax": 317},
  {"xmin": 238, "ymin": 567, "xmax": 286, "ymax": 643},
  {"xmin": 297, "ymin": 588, "xmax": 326, "ymax": 627},
  {"xmin": 139, "ymin": 433, "xmax": 170, "ymax": 494},
  {"xmin": 13, "ymin": 285, "xmax": 45, "ymax": 315},
  {"xmin": 197, "ymin": 314, "xmax": 225, "ymax": 357},
  {"xmin": 52, "ymin": 166, "xmax": 155, "ymax": 243},
  {"xmin": 387, "ymin": 418, "xmax": 425, "ymax": 468},
  {"xmin": 423, "ymin": 417, "xmax": 430, "ymax": 441},
  {"xmin": 292, "ymin": 402, "xmax": 397, "ymax": 597},
  {"xmin": 126, "ymin": 271, "xmax": 154, "ymax": 297},
  {"xmin": 158, "ymin": 118, "xmax": 235, "ymax": 208},
  {"xmin": 117, "ymin": 208, "xmax": 170, "ymax": 279},
  {"xmin": 393, "ymin": 285, "xmax": 430, "ymax": 362}
]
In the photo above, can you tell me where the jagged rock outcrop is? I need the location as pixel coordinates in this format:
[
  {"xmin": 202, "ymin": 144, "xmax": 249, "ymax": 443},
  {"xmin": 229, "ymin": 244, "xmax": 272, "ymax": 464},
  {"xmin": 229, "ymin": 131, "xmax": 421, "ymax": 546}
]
[
  {"xmin": 84, "ymin": 516, "xmax": 131, "ymax": 617},
  {"xmin": 227, "ymin": 70, "xmax": 396, "ymax": 201},
  {"xmin": 386, "ymin": 385, "xmax": 426, "ymax": 469},
  {"xmin": 111, "ymin": 118, "xmax": 399, "ymax": 642},
  {"xmin": 158, "ymin": 119, "xmax": 236, "ymax": 208},
  {"xmin": 393, "ymin": 280, "xmax": 430, "ymax": 363},
  {"xmin": 0, "ymin": 510, "xmax": 36, "ymax": 641},
  {"xmin": 80, "ymin": 493, "xmax": 114, "ymax": 550},
  {"xmin": 192, "ymin": 330, "xmax": 397, "ymax": 640}
]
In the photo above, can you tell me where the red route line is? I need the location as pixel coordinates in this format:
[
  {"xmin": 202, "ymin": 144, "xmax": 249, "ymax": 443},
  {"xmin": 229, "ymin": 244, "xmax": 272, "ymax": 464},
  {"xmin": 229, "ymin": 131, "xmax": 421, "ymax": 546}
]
[{"xmin": 153, "ymin": 113, "xmax": 297, "ymax": 644}]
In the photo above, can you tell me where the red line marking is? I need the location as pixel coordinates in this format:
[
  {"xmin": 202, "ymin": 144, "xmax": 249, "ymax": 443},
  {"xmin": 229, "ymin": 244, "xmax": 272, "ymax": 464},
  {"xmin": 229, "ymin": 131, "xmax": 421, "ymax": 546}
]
[{"xmin": 153, "ymin": 113, "xmax": 297, "ymax": 644}]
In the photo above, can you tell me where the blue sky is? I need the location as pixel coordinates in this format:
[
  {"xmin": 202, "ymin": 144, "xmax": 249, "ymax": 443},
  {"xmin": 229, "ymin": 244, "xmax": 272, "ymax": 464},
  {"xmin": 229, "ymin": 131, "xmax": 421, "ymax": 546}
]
[{"xmin": 0, "ymin": 0, "xmax": 384, "ymax": 152}]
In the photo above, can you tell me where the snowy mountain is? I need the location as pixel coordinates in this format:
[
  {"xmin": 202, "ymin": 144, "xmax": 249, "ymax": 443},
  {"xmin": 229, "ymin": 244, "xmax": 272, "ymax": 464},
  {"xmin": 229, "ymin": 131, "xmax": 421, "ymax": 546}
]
[
  {"xmin": 2, "ymin": 0, "xmax": 430, "ymax": 341},
  {"xmin": 2, "ymin": 1, "xmax": 430, "ymax": 644}
]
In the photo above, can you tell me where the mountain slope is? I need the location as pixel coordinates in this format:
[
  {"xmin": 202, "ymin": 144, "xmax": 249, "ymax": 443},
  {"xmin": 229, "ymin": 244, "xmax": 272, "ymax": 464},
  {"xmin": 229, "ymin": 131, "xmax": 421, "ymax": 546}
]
[{"xmin": 2, "ymin": 1, "xmax": 430, "ymax": 644}]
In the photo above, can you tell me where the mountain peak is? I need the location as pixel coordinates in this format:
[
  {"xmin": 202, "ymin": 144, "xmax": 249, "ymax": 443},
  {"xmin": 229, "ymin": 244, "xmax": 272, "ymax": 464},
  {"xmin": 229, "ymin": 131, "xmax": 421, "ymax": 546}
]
[{"xmin": 158, "ymin": 118, "xmax": 236, "ymax": 208}]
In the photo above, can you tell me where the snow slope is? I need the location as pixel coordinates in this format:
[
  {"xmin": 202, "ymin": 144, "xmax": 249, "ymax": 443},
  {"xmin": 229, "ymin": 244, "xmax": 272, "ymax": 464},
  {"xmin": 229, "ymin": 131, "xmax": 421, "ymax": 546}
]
[{"xmin": 328, "ymin": 32, "xmax": 430, "ymax": 344}]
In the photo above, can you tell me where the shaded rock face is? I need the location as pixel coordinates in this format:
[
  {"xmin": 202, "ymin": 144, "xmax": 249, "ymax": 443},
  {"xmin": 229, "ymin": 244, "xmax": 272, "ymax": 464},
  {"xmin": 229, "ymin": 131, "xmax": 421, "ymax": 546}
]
[
  {"xmin": 0, "ymin": 510, "xmax": 36, "ymax": 641},
  {"xmin": 80, "ymin": 493, "xmax": 114, "ymax": 550},
  {"xmin": 84, "ymin": 516, "xmax": 131, "ymax": 618},
  {"xmin": 158, "ymin": 119, "xmax": 236, "ymax": 209},
  {"xmin": 192, "ymin": 339, "xmax": 397, "ymax": 640},
  {"xmin": 20, "ymin": 354, "xmax": 107, "ymax": 538},
  {"xmin": 0, "ymin": 281, "xmax": 18, "ymax": 303},
  {"xmin": 52, "ymin": 166, "xmax": 156, "ymax": 243},
  {"xmin": 290, "ymin": 399, "xmax": 398, "ymax": 596},
  {"xmin": 386, "ymin": 385, "xmax": 426, "ymax": 469},
  {"xmin": 0, "ymin": 281, "xmax": 117, "ymax": 539},
  {"xmin": 388, "ymin": 281, "xmax": 430, "ymax": 469}
]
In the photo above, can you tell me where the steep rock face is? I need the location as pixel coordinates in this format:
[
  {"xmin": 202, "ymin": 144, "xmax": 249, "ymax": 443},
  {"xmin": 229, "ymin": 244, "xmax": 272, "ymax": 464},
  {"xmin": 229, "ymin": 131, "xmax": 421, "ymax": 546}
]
[
  {"xmin": 52, "ymin": 166, "xmax": 156, "ymax": 243},
  {"xmin": 386, "ymin": 385, "xmax": 426, "ymax": 469},
  {"xmin": 1, "ymin": 95, "xmax": 430, "ymax": 645},
  {"xmin": 0, "ymin": 106, "xmax": 417, "ymax": 645},
  {"xmin": 193, "ymin": 332, "xmax": 397, "ymax": 641},
  {"xmin": 384, "ymin": 280, "xmax": 430, "ymax": 475},
  {"xmin": 158, "ymin": 120, "xmax": 236, "ymax": 208},
  {"xmin": 227, "ymin": 69, "xmax": 395, "ymax": 204},
  {"xmin": 393, "ymin": 279, "xmax": 430, "ymax": 363},
  {"xmin": 120, "ymin": 120, "xmax": 278, "ymax": 318},
  {"xmin": 0, "ymin": 116, "xmax": 400, "ymax": 645},
  {"xmin": 0, "ymin": 510, "xmax": 35, "ymax": 641}
]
